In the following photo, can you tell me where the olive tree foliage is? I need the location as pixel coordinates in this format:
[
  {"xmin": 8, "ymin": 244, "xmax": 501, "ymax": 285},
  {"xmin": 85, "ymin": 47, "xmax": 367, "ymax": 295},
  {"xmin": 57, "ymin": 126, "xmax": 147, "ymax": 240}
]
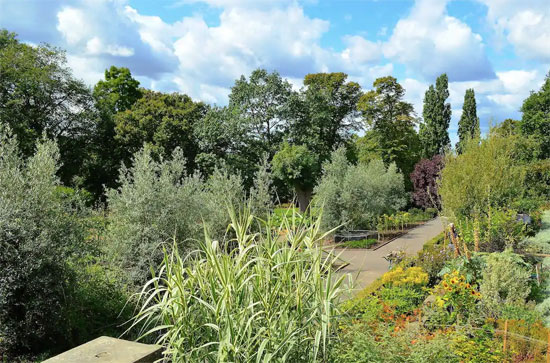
[
  {"xmin": 0, "ymin": 126, "xmax": 88, "ymax": 355},
  {"xmin": 249, "ymin": 154, "xmax": 274, "ymax": 218},
  {"xmin": 314, "ymin": 148, "xmax": 407, "ymax": 231},
  {"xmin": 105, "ymin": 146, "xmax": 245, "ymax": 286},
  {"xmin": 479, "ymin": 251, "xmax": 531, "ymax": 317}
]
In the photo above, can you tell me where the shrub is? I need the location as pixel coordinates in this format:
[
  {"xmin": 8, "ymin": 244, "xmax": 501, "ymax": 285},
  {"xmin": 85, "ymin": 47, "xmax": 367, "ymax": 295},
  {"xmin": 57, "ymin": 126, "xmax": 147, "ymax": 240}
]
[
  {"xmin": 248, "ymin": 154, "xmax": 273, "ymax": 218},
  {"xmin": 105, "ymin": 146, "xmax": 245, "ymax": 286},
  {"xmin": 439, "ymin": 133, "xmax": 527, "ymax": 221},
  {"xmin": 410, "ymin": 154, "xmax": 444, "ymax": 209},
  {"xmin": 0, "ymin": 127, "xmax": 88, "ymax": 356},
  {"xmin": 341, "ymin": 238, "xmax": 377, "ymax": 248},
  {"xmin": 130, "ymin": 209, "xmax": 347, "ymax": 362},
  {"xmin": 381, "ymin": 266, "xmax": 428, "ymax": 288},
  {"xmin": 479, "ymin": 251, "xmax": 531, "ymax": 317},
  {"xmin": 314, "ymin": 148, "xmax": 407, "ymax": 231}
]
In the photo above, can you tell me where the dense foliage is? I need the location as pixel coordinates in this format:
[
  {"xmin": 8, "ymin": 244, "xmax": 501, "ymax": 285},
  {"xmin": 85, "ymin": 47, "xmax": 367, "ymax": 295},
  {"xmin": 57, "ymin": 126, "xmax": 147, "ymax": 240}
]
[
  {"xmin": 420, "ymin": 73, "xmax": 451, "ymax": 158},
  {"xmin": 456, "ymin": 89, "xmax": 480, "ymax": 154},
  {"xmin": 132, "ymin": 210, "xmax": 346, "ymax": 362},
  {"xmin": 410, "ymin": 154, "xmax": 444, "ymax": 209},
  {"xmin": 2, "ymin": 27, "xmax": 550, "ymax": 362},
  {"xmin": 314, "ymin": 148, "xmax": 407, "ymax": 231}
]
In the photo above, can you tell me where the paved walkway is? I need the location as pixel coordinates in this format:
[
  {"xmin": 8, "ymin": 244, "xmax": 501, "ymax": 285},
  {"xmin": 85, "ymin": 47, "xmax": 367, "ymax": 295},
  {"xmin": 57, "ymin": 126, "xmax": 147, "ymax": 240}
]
[{"xmin": 330, "ymin": 217, "xmax": 445, "ymax": 298}]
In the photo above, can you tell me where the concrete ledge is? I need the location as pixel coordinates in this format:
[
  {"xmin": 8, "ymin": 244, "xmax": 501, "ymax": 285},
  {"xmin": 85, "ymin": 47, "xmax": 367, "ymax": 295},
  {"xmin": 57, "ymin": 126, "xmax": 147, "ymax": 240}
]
[{"xmin": 43, "ymin": 336, "xmax": 163, "ymax": 363}]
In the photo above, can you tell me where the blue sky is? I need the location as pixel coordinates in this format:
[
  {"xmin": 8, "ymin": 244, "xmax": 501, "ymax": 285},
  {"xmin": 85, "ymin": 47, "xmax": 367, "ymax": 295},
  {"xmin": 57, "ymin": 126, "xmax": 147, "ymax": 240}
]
[{"xmin": 1, "ymin": 0, "xmax": 549, "ymax": 144}]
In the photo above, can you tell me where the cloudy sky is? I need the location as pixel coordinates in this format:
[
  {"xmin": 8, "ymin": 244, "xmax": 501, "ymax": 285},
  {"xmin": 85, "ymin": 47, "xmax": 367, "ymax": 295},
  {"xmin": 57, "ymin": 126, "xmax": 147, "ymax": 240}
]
[{"xmin": 1, "ymin": 0, "xmax": 549, "ymax": 142}]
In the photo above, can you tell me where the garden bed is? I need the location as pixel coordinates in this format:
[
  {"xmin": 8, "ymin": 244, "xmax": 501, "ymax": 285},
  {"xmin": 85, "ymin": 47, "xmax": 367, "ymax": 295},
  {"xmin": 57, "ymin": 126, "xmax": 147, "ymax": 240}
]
[{"xmin": 328, "ymin": 219, "xmax": 433, "ymax": 250}]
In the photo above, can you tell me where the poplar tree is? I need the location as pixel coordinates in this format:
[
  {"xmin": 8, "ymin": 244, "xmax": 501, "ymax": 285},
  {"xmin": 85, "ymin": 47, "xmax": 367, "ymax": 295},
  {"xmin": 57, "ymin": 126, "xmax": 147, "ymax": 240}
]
[
  {"xmin": 420, "ymin": 73, "xmax": 451, "ymax": 158},
  {"xmin": 456, "ymin": 88, "xmax": 480, "ymax": 154}
]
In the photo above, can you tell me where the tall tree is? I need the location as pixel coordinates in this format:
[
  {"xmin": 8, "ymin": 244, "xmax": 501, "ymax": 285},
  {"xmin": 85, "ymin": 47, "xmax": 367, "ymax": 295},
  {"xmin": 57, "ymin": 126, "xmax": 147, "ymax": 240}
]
[
  {"xmin": 456, "ymin": 88, "xmax": 480, "ymax": 154},
  {"xmin": 420, "ymin": 73, "xmax": 451, "ymax": 158},
  {"xmin": 228, "ymin": 69, "xmax": 292, "ymax": 157},
  {"xmin": 290, "ymin": 72, "xmax": 362, "ymax": 161},
  {"xmin": 0, "ymin": 29, "xmax": 94, "ymax": 184},
  {"xmin": 114, "ymin": 90, "xmax": 208, "ymax": 172},
  {"xmin": 272, "ymin": 143, "xmax": 319, "ymax": 211},
  {"xmin": 279, "ymin": 72, "xmax": 362, "ymax": 208},
  {"xmin": 357, "ymin": 76, "xmax": 421, "ymax": 188},
  {"xmin": 521, "ymin": 71, "xmax": 550, "ymax": 159},
  {"xmin": 85, "ymin": 66, "xmax": 143, "ymax": 197}
]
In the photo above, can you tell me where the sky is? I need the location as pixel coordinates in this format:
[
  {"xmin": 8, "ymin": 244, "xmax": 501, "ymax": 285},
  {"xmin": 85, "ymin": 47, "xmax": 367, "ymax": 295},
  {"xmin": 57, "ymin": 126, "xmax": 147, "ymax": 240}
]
[{"xmin": 1, "ymin": 0, "xmax": 549, "ymax": 144}]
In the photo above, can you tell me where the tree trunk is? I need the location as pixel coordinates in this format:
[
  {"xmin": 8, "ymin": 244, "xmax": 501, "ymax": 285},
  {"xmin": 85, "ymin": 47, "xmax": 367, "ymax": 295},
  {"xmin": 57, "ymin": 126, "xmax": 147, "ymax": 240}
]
[{"xmin": 295, "ymin": 186, "xmax": 312, "ymax": 212}]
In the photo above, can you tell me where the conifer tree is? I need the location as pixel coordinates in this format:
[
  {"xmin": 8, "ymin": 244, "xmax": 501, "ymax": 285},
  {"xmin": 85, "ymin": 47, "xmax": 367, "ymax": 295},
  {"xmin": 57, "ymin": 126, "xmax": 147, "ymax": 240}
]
[
  {"xmin": 456, "ymin": 88, "xmax": 480, "ymax": 154},
  {"xmin": 420, "ymin": 74, "xmax": 451, "ymax": 157}
]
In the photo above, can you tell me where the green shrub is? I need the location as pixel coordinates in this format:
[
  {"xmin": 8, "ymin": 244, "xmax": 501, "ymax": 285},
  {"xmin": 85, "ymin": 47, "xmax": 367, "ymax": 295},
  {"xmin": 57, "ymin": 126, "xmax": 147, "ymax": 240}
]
[
  {"xmin": 340, "ymin": 238, "xmax": 377, "ymax": 248},
  {"xmin": 314, "ymin": 148, "xmax": 407, "ymax": 231},
  {"xmin": 62, "ymin": 257, "xmax": 133, "ymax": 347},
  {"xmin": 479, "ymin": 251, "xmax": 531, "ymax": 318},
  {"xmin": 130, "ymin": 209, "xmax": 347, "ymax": 362},
  {"xmin": 105, "ymin": 146, "xmax": 245, "ymax": 286},
  {"xmin": 0, "ymin": 127, "xmax": 89, "ymax": 357},
  {"xmin": 439, "ymin": 133, "xmax": 527, "ymax": 221}
]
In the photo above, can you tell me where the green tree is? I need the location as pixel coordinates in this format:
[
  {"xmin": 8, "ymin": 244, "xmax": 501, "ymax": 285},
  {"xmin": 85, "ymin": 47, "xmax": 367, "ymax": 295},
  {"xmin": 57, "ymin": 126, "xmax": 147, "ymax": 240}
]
[
  {"xmin": 456, "ymin": 89, "xmax": 480, "ymax": 154},
  {"xmin": 85, "ymin": 66, "xmax": 143, "ymax": 197},
  {"xmin": 420, "ymin": 74, "xmax": 451, "ymax": 158},
  {"xmin": 0, "ymin": 126, "xmax": 88, "ymax": 356},
  {"xmin": 228, "ymin": 69, "xmax": 292, "ymax": 157},
  {"xmin": 193, "ymin": 105, "xmax": 260, "ymax": 185},
  {"xmin": 114, "ymin": 90, "xmax": 208, "ymax": 173},
  {"xmin": 314, "ymin": 148, "xmax": 407, "ymax": 231},
  {"xmin": 0, "ymin": 29, "xmax": 94, "ymax": 184},
  {"xmin": 290, "ymin": 72, "xmax": 362, "ymax": 161},
  {"xmin": 521, "ymin": 71, "xmax": 550, "ymax": 159},
  {"xmin": 272, "ymin": 143, "xmax": 319, "ymax": 211},
  {"xmin": 357, "ymin": 76, "xmax": 421, "ymax": 188}
]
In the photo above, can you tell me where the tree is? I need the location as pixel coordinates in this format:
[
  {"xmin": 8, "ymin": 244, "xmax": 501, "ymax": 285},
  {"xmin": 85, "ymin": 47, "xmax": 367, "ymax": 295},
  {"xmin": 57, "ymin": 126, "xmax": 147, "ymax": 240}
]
[
  {"xmin": 357, "ymin": 76, "xmax": 421, "ymax": 188},
  {"xmin": 0, "ymin": 29, "xmax": 94, "ymax": 184},
  {"xmin": 456, "ymin": 89, "xmax": 480, "ymax": 154},
  {"xmin": 85, "ymin": 66, "xmax": 143, "ymax": 197},
  {"xmin": 228, "ymin": 69, "xmax": 292, "ymax": 157},
  {"xmin": 289, "ymin": 72, "xmax": 362, "ymax": 161},
  {"xmin": 249, "ymin": 154, "xmax": 274, "ymax": 218},
  {"xmin": 194, "ymin": 105, "xmax": 260, "ymax": 186},
  {"xmin": 272, "ymin": 143, "xmax": 319, "ymax": 211},
  {"xmin": 114, "ymin": 90, "xmax": 208, "ymax": 173},
  {"xmin": 94, "ymin": 66, "xmax": 142, "ymax": 114},
  {"xmin": 314, "ymin": 148, "xmax": 407, "ymax": 231},
  {"xmin": 420, "ymin": 74, "xmax": 451, "ymax": 158},
  {"xmin": 410, "ymin": 155, "xmax": 444, "ymax": 209},
  {"xmin": 521, "ymin": 71, "xmax": 550, "ymax": 159},
  {"xmin": 0, "ymin": 126, "xmax": 88, "ymax": 356}
]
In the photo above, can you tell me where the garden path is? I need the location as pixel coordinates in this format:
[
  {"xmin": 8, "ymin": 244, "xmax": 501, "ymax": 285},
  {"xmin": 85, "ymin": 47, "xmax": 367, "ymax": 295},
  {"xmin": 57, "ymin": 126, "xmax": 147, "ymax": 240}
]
[{"xmin": 330, "ymin": 217, "xmax": 445, "ymax": 299}]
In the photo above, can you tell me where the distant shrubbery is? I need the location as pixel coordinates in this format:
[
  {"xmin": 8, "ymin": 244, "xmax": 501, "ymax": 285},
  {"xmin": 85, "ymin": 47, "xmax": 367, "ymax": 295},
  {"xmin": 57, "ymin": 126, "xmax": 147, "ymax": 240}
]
[{"xmin": 314, "ymin": 148, "xmax": 407, "ymax": 232}]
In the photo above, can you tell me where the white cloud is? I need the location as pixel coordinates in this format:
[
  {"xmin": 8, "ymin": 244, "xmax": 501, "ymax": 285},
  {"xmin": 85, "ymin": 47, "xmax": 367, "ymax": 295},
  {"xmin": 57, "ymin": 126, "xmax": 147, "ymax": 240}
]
[
  {"xmin": 57, "ymin": 7, "xmax": 90, "ymax": 45},
  {"xmin": 383, "ymin": 0, "xmax": 494, "ymax": 81},
  {"xmin": 478, "ymin": 0, "xmax": 550, "ymax": 61}
]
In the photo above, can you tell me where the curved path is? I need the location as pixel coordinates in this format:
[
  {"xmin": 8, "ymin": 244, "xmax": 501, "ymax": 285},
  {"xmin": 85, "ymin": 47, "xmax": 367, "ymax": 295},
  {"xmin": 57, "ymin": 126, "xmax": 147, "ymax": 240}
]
[{"xmin": 331, "ymin": 217, "xmax": 445, "ymax": 298}]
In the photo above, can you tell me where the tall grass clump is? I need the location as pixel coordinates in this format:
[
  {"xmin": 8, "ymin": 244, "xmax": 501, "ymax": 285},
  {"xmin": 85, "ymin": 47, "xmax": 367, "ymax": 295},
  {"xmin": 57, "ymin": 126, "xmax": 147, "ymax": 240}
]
[{"xmin": 130, "ymin": 209, "xmax": 348, "ymax": 362}]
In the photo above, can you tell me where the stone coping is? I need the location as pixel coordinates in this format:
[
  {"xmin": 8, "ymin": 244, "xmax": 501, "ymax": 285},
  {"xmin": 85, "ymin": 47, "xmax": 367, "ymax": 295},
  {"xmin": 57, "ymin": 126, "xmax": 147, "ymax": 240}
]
[{"xmin": 42, "ymin": 336, "xmax": 162, "ymax": 363}]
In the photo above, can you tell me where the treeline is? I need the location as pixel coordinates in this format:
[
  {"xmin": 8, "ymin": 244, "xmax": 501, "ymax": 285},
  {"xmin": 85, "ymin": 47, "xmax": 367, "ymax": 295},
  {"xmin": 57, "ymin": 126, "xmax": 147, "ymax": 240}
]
[{"xmin": 0, "ymin": 29, "xmax": 509, "ymax": 210}]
